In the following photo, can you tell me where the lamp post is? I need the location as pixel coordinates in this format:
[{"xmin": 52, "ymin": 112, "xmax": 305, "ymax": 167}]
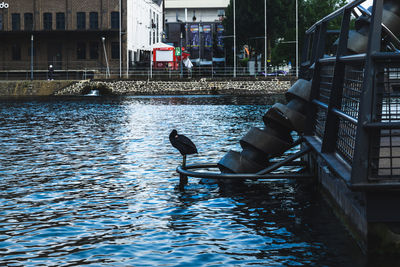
[
  {"xmin": 102, "ymin": 37, "xmax": 110, "ymax": 78},
  {"xmin": 264, "ymin": 0, "xmax": 267, "ymax": 76},
  {"xmin": 233, "ymin": 0, "xmax": 236, "ymax": 77},
  {"xmin": 30, "ymin": 34, "xmax": 34, "ymax": 80}
]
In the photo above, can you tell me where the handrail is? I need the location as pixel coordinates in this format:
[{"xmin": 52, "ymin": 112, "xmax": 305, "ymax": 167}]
[
  {"xmin": 312, "ymin": 99, "xmax": 329, "ymax": 109},
  {"xmin": 306, "ymin": 0, "xmax": 366, "ymax": 34},
  {"xmin": 332, "ymin": 108, "xmax": 358, "ymax": 124},
  {"xmin": 372, "ymin": 52, "xmax": 400, "ymax": 60},
  {"xmin": 339, "ymin": 53, "xmax": 367, "ymax": 63},
  {"xmin": 364, "ymin": 122, "xmax": 400, "ymax": 129}
]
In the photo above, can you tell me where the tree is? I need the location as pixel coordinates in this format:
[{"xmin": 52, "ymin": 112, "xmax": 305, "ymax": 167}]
[{"xmin": 223, "ymin": 0, "xmax": 347, "ymax": 67}]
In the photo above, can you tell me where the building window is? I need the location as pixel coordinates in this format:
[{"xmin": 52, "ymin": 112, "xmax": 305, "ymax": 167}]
[
  {"xmin": 12, "ymin": 14, "xmax": 21, "ymax": 31},
  {"xmin": 77, "ymin": 12, "xmax": 86, "ymax": 29},
  {"xmin": 0, "ymin": 14, "xmax": 4, "ymax": 30},
  {"xmin": 56, "ymin": 13, "xmax": 65, "ymax": 30},
  {"xmin": 153, "ymin": 31, "xmax": 155, "ymax": 44},
  {"xmin": 89, "ymin": 42, "xmax": 99, "ymax": 59},
  {"xmin": 111, "ymin": 42, "xmax": 119, "ymax": 59},
  {"xmin": 24, "ymin": 13, "xmax": 33, "ymax": 31},
  {"xmin": 89, "ymin": 12, "xmax": 98, "ymax": 29},
  {"xmin": 12, "ymin": 44, "xmax": 21, "ymax": 60},
  {"xmin": 43, "ymin": 13, "xmax": 52, "ymax": 30},
  {"xmin": 111, "ymin": 12, "xmax": 119, "ymax": 29},
  {"xmin": 77, "ymin": 42, "xmax": 86, "ymax": 59},
  {"xmin": 217, "ymin": 10, "xmax": 225, "ymax": 17}
]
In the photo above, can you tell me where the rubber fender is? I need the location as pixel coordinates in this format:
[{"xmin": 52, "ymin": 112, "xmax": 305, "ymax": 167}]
[
  {"xmin": 286, "ymin": 98, "xmax": 307, "ymax": 115},
  {"xmin": 240, "ymin": 127, "xmax": 292, "ymax": 157},
  {"xmin": 382, "ymin": 9, "xmax": 400, "ymax": 37},
  {"xmin": 263, "ymin": 117, "xmax": 293, "ymax": 142},
  {"xmin": 264, "ymin": 103, "xmax": 306, "ymax": 133},
  {"xmin": 240, "ymin": 147, "xmax": 269, "ymax": 166},
  {"xmin": 218, "ymin": 150, "xmax": 265, "ymax": 174},
  {"xmin": 285, "ymin": 79, "xmax": 312, "ymax": 102},
  {"xmin": 347, "ymin": 30, "xmax": 369, "ymax": 54}
]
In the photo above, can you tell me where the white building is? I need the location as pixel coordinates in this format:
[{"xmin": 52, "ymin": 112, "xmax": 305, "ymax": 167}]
[
  {"xmin": 127, "ymin": 0, "xmax": 163, "ymax": 66},
  {"xmin": 165, "ymin": 0, "xmax": 229, "ymax": 23}
]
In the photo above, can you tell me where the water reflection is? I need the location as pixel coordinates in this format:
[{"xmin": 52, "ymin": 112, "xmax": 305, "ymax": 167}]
[{"xmin": 0, "ymin": 96, "xmax": 366, "ymax": 266}]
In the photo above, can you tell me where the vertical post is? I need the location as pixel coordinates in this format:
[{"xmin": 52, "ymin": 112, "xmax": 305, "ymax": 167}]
[
  {"xmin": 199, "ymin": 23, "xmax": 201, "ymax": 76},
  {"xmin": 179, "ymin": 155, "xmax": 188, "ymax": 190},
  {"xmin": 352, "ymin": 0, "xmax": 384, "ymax": 184},
  {"xmin": 211, "ymin": 24, "xmax": 214, "ymax": 78},
  {"xmin": 102, "ymin": 37, "xmax": 110, "ymax": 78},
  {"xmin": 233, "ymin": 0, "xmax": 236, "ymax": 78},
  {"xmin": 185, "ymin": 8, "xmax": 188, "ymax": 50},
  {"xmin": 304, "ymin": 23, "xmax": 328, "ymax": 136},
  {"xmin": 150, "ymin": 46, "xmax": 153, "ymax": 79},
  {"xmin": 296, "ymin": 0, "xmax": 299, "ymax": 77},
  {"xmin": 119, "ymin": 0, "xmax": 122, "ymax": 78},
  {"xmin": 31, "ymin": 34, "xmax": 34, "ymax": 81},
  {"xmin": 321, "ymin": 9, "xmax": 352, "ymax": 153},
  {"xmin": 180, "ymin": 32, "xmax": 183, "ymax": 78},
  {"xmin": 264, "ymin": 0, "xmax": 267, "ymax": 76}
]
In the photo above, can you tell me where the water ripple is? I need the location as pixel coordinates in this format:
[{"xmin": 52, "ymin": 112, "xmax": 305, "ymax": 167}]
[{"xmin": 0, "ymin": 96, "xmax": 365, "ymax": 266}]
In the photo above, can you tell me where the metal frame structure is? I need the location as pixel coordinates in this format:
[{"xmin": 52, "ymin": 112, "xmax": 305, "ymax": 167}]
[
  {"xmin": 303, "ymin": 0, "xmax": 400, "ymax": 190},
  {"xmin": 177, "ymin": 0, "xmax": 400, "ymax": 195}
]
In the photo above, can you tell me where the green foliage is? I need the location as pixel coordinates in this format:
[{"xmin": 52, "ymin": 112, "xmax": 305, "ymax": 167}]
[{"xmin": 223, "ymin": 0, "xmax": 347, "ymax": 66}]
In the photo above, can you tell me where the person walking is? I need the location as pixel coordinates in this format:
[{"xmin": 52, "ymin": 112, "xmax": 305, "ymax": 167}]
[{"xmin": 48, "ymin": 65, "xmax": 54, "ymax": 81}]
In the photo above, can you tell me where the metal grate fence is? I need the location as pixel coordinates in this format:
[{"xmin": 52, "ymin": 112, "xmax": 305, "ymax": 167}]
[
  {"xmin": 334, "ymin": 63, "xmax": 364, "ymax": 165},
  {"xmin": 370, "ymin": 63, "xmax": 400, "ymax": 178}
]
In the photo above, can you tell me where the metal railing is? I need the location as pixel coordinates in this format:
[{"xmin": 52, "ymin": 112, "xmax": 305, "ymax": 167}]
[
  {"xmin": 302, "ymin": 0, "xmax": 400, "ymax": 188},
  {"xmin": 0, "ymin": 60, "xmax": 298, "ymax": 80}
]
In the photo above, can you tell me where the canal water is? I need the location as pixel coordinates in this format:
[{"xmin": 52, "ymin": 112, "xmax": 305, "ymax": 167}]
[{"xmin": 0, "ymin": 96, "xmax": 366, "ymax": 266}]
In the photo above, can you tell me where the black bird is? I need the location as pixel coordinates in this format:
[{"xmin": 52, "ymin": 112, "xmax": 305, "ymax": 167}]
[{"xmin": 169, "ymin": 129, "xmax": 198, "ymax": 167}]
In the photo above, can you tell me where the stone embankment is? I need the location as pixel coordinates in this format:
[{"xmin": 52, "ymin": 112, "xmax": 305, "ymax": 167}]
[{"xmin": 54, "ymin": 78, "xmax": 292, "ymax": 96}]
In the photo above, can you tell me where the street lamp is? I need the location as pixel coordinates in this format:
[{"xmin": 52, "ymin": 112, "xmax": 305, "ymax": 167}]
[{"xmin": 102, "ymin": 37, "xmax": 111, "ymax": 78}]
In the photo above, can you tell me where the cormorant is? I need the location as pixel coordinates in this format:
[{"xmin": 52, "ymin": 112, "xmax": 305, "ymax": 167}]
[{"xmin": 169, "ymin": 129, "xmax": 198, "ymax": 167}]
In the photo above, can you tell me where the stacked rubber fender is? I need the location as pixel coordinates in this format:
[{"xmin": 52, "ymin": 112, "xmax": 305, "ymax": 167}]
[
  {"xmin": 345, "ymin": 0, "xmax": 400, "ymax": 54},
  {"xmin": 218, "ymin": 79, "xmax": 312, "ymax": 174}
]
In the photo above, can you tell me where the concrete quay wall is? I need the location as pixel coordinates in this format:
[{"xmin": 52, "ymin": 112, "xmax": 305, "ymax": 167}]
[{"xmin": 0, "ymin": 81, "xmax": 76, "ymax": 97}]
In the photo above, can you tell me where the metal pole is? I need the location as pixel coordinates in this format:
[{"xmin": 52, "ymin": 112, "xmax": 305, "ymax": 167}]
[
  {"xmin": 119, "ymin": 0, "xmax": 122, "ymax": 78},
  {"xmin": 233, "ymin": 0, "xmax": 236, "ymax": 77},
  {"xmin": 264, "ymin": 0, "xmax": 267, "ymax": 76},
  {"xmin": 31, "ymin": 34, "xmax": 34, "ymax": 80},
  {"xmin": 150, "ymin": 46, "xmax": 153, "ymax": 79},
  {"xmin": 102, "ymin": 37, "xmax": 110, "ymax": 78},
  {"xmin": 180, "ymin": 32, "xmax": 183, "ymax": 78},
  {"xmin": 296, "ymin": 0, "xmax": 299, "ymax": 77}
]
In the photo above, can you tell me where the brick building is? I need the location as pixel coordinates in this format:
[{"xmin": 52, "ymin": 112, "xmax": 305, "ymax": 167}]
[{"xmin": 0, "ymin": 0, "xmax": 163, "ymax": 77}]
